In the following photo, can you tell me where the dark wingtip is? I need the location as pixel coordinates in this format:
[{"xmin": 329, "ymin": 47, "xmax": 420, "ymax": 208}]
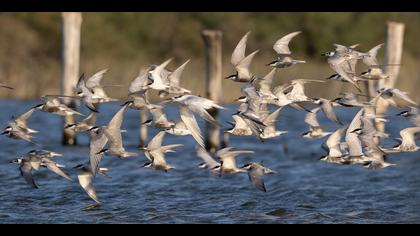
[
  {"xmin": 96, "ymin": 148, "xmax": 108, "ymax": 155},
  {"xmin": 87, "ymin": 105, "xmax": 99, "ymax": 113},
  {"xmin": 141, "ymin": 119, "xmax": 152, "ymax": 125},
  {"xmin": 121, "ymin": 100, "xmax": 133, "ymax": 107},
  {"xmin": 32, "ymin": 104, "xmax": 43, "ymax": 109},
  {"xmin": 1, "ymin": 86, "xmax": 14, "ymax": 90}
]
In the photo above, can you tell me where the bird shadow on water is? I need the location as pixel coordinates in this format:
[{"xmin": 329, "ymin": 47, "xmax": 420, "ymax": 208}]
[{"xmin": 83, "ymin": 203, "xmax": 101, "ymax": 211}]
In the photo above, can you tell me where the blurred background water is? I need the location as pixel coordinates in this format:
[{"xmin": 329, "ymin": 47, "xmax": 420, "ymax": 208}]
[{"xmin": 0, "ymin": 101, "xmax": 419, "ymax": 223}]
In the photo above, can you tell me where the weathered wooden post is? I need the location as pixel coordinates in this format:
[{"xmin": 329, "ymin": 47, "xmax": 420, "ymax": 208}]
[
  {"xmin": 61, "ymin": 12, "xmax": 82, "ymax": 145},
  {"xmin": 375, "ymin": 22, "xmax": 405, "ymax": 136},
  {"xmin": 202, "ymin": 30, "xmax": 223, "ymax": 152}
]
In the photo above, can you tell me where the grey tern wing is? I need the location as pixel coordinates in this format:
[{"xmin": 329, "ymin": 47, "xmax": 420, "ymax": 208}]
[
  {"xmin": 196, "ymin": 146, "xmax": 219, "ymax": 168},
  {"xmin": 363, "ymin": 43, "xmax": 383, "ymax": 67},
  {"xmin": 20, "ymin": 161, "xmax": 38, "ymax": 189},
  {"xmin": 15, "ymin": 107, "xmax": 36, "ymax": 129},
  {"xmin": 273, "ymin": 31, "xmax": 301, "ymax": 55},
  {"xmin": 407, "ymin": 107, "xmax": 420, "ymax": 127},
  {"xmin": 243, "ymin": 116, "xmax": 264, "ymax": 140},
  {"xmin": 42, "ymin": 159, "xmax": 72, "ymax": 181},
  {"xmin": 247, "ymin": 165, "xmax": 266, "ymax": 192},
  {"xmin": 149, "ymin": 149, "xmax": 169, "ymax": 167},
  {"xmin": 347, "ymin": 109, "xmax": 363, "ymax": 134},
  {"xmin": 78, "ymin": 170, "xmax": 100, "ymax": 204},
  {"xmin": 85, "ymin": 68, "xmax": 109, "ymax": 89},
  {"xmin": 83, "ymin": 112, "xmax": 97, "ymax": 127},
  {"xmin": 104, "ymin": 104, "xmax": 128, "ymax": 151},
  {"xmin": 150, "ymin": 58, "xmax": 172, "ymax": 87},
  {"xmin": 90, "ymin": 129, "xmax": 108, "ymax": 176},
  {"xmin": 304, "ymin": 107, "xmax": 321, "ymax": 128},
  {"xmin": 186, "ymin": 99, "xmax": 219, "ymax": 126},
  {"xmin": 179, "ymin": 105, "xmax": 205, "ymax": 148},
  {"xmin": 129, "ymin": 68, "xmax": 150, "ymax": 94},
  {"xmin": 263, "ymin": 107, "xmax": 283, "ymax": 126},
  {"xmin": 231, "ymin": 31, "xmax": 251, "ymax": 66},
  {"xmin": 107, "ymin": 104, "xmax": 127, "ymax": 131},
  {"xmin": 320, "ymin": 99, "xmax": 342, "ymax": 125},
  {"xmin": 232, "ymin": 114, "xmax": 251, "ymax": 130},
  {"xmin": 326, "ymin": 125, "xmax": 348, "ymax": 157},
  {"xmin": 148, "ymin": 131, "xmax": 166, "ymax": 150},
  {"xmin": 392, "ymin": 89, "xmax": 418, "ymax": 106},
  {"xmin": 150, "ymin": 106, "xmax": 169, "ymax": 124},
  {"xmin": 345, "ymin": 109, "xmax": 364, "ymax": 157},
  {"xmin": 76, "ymin": 75, "xmax": 98, "ymax": 112},
  {"xmin": 157, "ymin": 144, "xmax": 184, "ymax": 153},
  {"xmin": 173, "ymin": 119, "xmax": 188, "ymax": 129},
  {"xmin": 228, "ymin": 149, "xmax": 255, "ymax": 157},
  {"xmin": 329, "ymin": 58, "xmax": 359, "ymax": 88},
  {"xmin": 236, "ymin": 50, "xmax": 259, "ymax": 79},
  {"xmin": 168, "ymin": 59, "xmax": 190, "ymax": 87},
  {"xmin": 400, "ymin": 127, "xmax": 420, "ymax": 147},
  {"xmin": 333, "ymin": 44, "xmax": 354, "ymax": 54},
  {"xmin": 258, "ymin": 68, "xmax": 276, "ymax": 95}
]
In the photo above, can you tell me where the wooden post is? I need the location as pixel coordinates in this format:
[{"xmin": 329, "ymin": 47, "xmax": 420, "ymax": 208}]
[
  {"xmin": 61, "ymin": 12, "xmax": 82, "ymax": 145},
  {"xmin": 375, "ymin": 22, "xmax": 405, "ymax": 136},
  {"xmin": 139, "ymin": 109, "xmax": 148, "ymax": 148},
  {"xmin": 202, "ymin": 30, "xmax": 223, "ymax": 152}
]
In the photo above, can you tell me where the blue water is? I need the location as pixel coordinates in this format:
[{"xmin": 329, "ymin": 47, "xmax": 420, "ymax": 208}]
[{"xmin": 0, "ymin": 100, "xmax": 419, "ymax": 223}]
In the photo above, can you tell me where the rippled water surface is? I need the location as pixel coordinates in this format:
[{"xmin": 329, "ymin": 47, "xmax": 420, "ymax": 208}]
[{"xmin": 0, "ymin": 100, "xmax": 419, "ymax": 223}]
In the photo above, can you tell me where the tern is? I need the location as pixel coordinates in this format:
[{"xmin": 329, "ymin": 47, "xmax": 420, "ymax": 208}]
[
  {"xmin": 11, "ymin": 153, "xmax": 71, "ymax": 189},
  {"xmin": 98, "ymin": 104, "xmax": 137, "ymax": 158},
  {"xmin": 64, "ymin": 112, "xmax": 97, "ymax": 132},
  {"xmin": 149, "ymin": 58, "xmax": 172, "ymax": 91},
  {"xmin": 320, "ymin": 126, "xmax": 348, "ymax": 164},
  {"xmin": 84, "ymin": 69, "xmax": 119, "ymax": 103},
  {"xmin": 142, "ymin": 106, "xmax": 175, "ymax": 129},
  {"xmin": 195, "ymin": 146, "xmax": 221, "ymax": 173},
  {"xmin": 217, "ymin": 147, "xmax": 255, "ymax": 174},
  {"xmin": 140, "ymin": 131, "xmax": 183, "ymax": 171},
  {"xmin": 267, "ymin": 31, "xmax": 306, "ymax": 68},
  {"xmin": 73, "ymin": 162, "xmax": 109, "ymax": 204},
  {"xmin": 160, "ymin": 59, "xmax": 191, "ymax": 97},
  {"xmin": 241, "ymin": 162, "xmax": 275, "ymax": 192},
  {"xmin": 377, "ymin": 88, "xmax": 418, "ymax": 107},
  {"xmin": 397, "ymin": 107, "xmax": 420, "ymax": 127},
  {"xmin": 33, "ymin": 95, "xmax": 83, "ymax": 117},
  {"xmin": 312, "ymin": 98, "xmax": 343, "ymax": 125},
  {"xmin": 225, "ymin": 32, "xmax": 259, "ymax": 83},
  {"xmin": 302, "ymin": 107, "xmax": 332, "ymax": 139},
  {"xmin": 260, "ymin": 107, "xmax": 288, "ymax": 139}
]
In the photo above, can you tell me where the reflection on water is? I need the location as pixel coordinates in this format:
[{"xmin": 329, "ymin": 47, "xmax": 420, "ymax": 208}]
[{"xmin": 0, "ymin": 100, "xmax": 419, "ymax": 223}]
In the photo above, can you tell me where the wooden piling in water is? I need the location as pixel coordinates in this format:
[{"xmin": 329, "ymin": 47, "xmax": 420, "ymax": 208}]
[
  {"xmin": 202, "ymin": 30, "xmax": 223, "ymax": 152},
  {"xmin": 61, "ymin": 12, "xmax": 82, "ymax": 145},
  {"xmin": 375, "ymin": 22, "xmax": 405, "ymax": 140}
]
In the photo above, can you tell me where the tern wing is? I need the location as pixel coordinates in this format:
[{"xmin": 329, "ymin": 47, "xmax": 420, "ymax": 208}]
[
  {"xmin": 248, "ymin": 167, "xmax": 266, "ymax": 192},
  {"xmin": 180, "ymin": 105, "xmax": 205, "ymax": 148},
  {"xmin": 20, "ymin": 161, "xmax": 38, "ymax": 189},
  {"xmin": 85, "ymin": 68, "xmax": 109, "ymax": 89},
  {"xmin": 78, "ymin": 171, "xmax": 100, "ymax": 204},
  {"xmin": 273, "ymin": 31, "xmax": 301, "ymax": 55},
  {"xmin": 231, "ymin": 31, "xmax": 251, "ymax": 66}
]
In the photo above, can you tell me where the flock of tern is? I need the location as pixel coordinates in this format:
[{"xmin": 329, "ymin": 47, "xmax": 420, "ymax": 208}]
[{"xmin": 0, "ymin": 30, "xmax": 419, "ymax": 207}]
